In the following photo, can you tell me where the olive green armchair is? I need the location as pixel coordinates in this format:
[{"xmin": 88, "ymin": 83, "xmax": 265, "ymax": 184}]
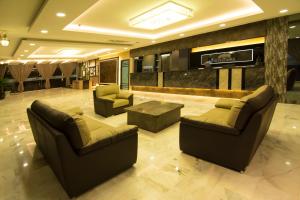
[{"xmin": 93, "ymin": 84, "xmax": 133, "ymax": 117}]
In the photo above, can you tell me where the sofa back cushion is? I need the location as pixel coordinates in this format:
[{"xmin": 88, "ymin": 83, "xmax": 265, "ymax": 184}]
[
  {"xmin": 31, "ymin": 100, "xmax": 89, "ymax": 149},
  {"xmin": 227, "ymin": 85, "xmax": 274, "ymax": 130},
  {"xmin": 96, "ymin": 84, "xmax": 119, "ymax": 98}
]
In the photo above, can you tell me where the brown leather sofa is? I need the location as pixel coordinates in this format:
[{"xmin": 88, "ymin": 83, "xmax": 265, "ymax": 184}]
[
  {"xmin": 27, "ymin": 100, "xmax": 138, "ymax": 197},
  {"xmin": 180, "ymin": 85, "xmax": 277, "ymax": 172},
  {"xmin": 93, "ymin": 84, "xmax": 133, "ymax": 117},
  {"xmin": 287, "ymin": 68, "xmax": 297, "ymax": 91}
]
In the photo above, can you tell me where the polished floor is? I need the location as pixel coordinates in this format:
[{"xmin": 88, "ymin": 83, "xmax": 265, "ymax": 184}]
[{"xmin": 0, "ymin": 88, "xmax": 300, "ymax": 200}]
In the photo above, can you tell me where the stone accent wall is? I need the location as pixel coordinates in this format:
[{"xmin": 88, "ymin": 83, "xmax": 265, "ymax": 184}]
[
  {"xmin": 244, "ymin": 67, "xmax": 265, "ymax": 90},
  {"xmin": 265, "ymin": 17, "xmax": 289, "ymax": 102},
  {"xmin": 130, "ymin": 72, "xmax": 158, "ymax": 86},
  {"xmin": 163, "ymin": 69, "xmax": 217, "ymax": 89}
]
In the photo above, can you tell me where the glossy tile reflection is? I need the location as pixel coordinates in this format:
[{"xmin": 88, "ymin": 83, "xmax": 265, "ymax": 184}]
[{"xmin": 0, "ymin": 88, "xmax": 300, "ymax": 200}]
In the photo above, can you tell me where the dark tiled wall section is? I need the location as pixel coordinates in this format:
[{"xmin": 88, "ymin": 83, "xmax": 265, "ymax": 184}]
[
  {"xmin": 130, "ymin": 21, "xmax": 266, "ymax": 57},
  {"xmin": 164, "ymin": 69, "xmax": 217, "ymax": 89},
  {"xmin": 130, "ymin": 72, "xmax": 158, "ymax": 86},
  {"xmin": 244, "ymin": 67, "xmax": 265, "ymax": 90}
]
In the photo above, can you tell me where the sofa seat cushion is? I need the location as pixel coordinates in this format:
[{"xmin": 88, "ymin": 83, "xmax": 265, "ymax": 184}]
[
  {"xmin": 78, "ymin": 125, "xmax": 138, "ymax": 155},
  {"xmin": 95, "ymin": 84, "xmax": 119, "ymax": 98},
  {"xmin": 227, "ymin": 85, "xmax": 274, "ymax": 130},
  {"xmin": 215, "ymin": 98, "xmax": 239, "ymax": 109},
  {"xmin": 184, "ymin": 108, "xmax": 231, "ymax": 127},
  {"xmin": 113, "ymin": 99, "xmax": 129, "ymax": 108},
  {"xmin": 81, "ymin": 115, "xmax": 107, "ymax": 131}
]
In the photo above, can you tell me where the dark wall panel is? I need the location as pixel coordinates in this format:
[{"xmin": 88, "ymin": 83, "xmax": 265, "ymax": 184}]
[
  {"xmin": 164, "ymin": 69, "xmax": 217, "ymax": 89},
  {"xmin": 130, "ymin": 72, "xmax": 158, "ymax": 86},
  {"xmin": 244, "ymin": 67, "xmax": 265, "ymax": 90},
  {"xmin": 170, "ymin": 49, "xmax": 189, "ymax": 71}
]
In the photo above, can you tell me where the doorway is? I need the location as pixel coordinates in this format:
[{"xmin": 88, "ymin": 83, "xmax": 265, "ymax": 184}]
[{"xmin": 121, "ymin": 59, "xmax": 129, "ymax": 90}]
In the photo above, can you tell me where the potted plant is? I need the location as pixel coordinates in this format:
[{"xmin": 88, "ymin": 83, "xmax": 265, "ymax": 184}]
[{"xmin": 0, "ymin": 78, "xmax": 8, "ymax": 100}]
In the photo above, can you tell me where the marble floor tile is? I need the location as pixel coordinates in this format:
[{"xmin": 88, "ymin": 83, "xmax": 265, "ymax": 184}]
[{"xmin": 0, "ymin": 88, "xmax": 300, "ymax": 200}]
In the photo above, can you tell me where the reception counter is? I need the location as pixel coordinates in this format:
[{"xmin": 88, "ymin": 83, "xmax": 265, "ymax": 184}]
[{"xmin": 130, "ymin": 67, "xmax": 265, "ymax": 98}]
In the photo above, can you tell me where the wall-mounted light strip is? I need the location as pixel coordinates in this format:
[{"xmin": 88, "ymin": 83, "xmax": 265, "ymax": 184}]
[{"xmin": 192, "ymin": 37, "xmax": 265, "ymax": 53}]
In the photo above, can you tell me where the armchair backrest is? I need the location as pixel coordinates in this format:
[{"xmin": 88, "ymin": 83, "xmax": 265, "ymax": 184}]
[{"xmin": 95, "ymin": 84, "xmax": 119, "ymax": 98}]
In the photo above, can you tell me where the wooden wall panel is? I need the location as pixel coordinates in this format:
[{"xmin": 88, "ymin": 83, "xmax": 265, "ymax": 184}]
[{"xmin": 100, "ymin": 59, "xmax": 118, "ymax": 83}]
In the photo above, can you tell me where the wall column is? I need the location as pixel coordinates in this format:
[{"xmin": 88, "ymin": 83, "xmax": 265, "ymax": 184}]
[{"xmin": 265, "ymin": 17, "xmax": 288, "ymax": 102}]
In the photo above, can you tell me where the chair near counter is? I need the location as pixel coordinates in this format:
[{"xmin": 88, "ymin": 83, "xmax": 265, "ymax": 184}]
[
  {"xmin": 179, "ymin": 85, "xmax": 277, "ymax": 172},
  {"xmin": 93, "ymin": 84, "xmax": 133, "ymax": 117}
]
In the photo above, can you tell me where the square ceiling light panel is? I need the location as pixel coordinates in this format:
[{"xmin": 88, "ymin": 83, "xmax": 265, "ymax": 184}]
[
  {"xmin": 58, "ymin": 49, "xmax": 81, "ymax": 56},
  {"xmin": 129, "ymin": 1, "xmax": 193, "ymax": 30}
]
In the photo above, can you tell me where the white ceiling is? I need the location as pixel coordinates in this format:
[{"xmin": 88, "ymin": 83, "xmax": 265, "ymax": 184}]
[{"xmin": 1, "ymin": 0, "xmax": 300, "ymax": 62}]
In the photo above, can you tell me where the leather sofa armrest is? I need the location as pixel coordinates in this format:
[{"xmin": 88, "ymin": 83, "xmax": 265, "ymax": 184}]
[
  {"xmin": 113, "ymin": 125, "xmax": 138, "ymax": 140},
  {"xmin": 117, "ymin": 92, "xmax": 133, "ymax": 99},
  {"xmin": 215, "ymin": 98, "xmax": 240, "ymax": 109},
  {"xmin": 181, "ymin": 117, "xmax": 240, "ymax": 135}
]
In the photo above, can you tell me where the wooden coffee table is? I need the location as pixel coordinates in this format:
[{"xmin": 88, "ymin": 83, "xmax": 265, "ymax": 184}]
[{"xmin": 125, "ymin": 101, "xmax": 184, "ymax": 132}]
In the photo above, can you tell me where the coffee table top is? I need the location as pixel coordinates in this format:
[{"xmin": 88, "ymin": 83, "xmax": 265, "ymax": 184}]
[{"xmin": 125, "ymin": 101, "xmax": 184, "ymax": 116}]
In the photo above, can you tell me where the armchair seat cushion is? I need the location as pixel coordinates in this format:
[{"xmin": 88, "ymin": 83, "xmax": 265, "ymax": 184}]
[
  {"xmin": 117, "ymin": 92, "xmax": 132, "ymax": 99},
  {"xmin": 103, "ymin": 94, "xmax": 117, "ymax": 99},
  {"xmin": 113, "ymin": 99, "xmax": 129, "ymax": 108}
]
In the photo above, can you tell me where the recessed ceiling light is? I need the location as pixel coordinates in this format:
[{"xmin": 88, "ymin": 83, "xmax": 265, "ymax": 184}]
[
  {"xmin": 179, "ymin": 33, "xmax": 185, "ymax": 37},
  {"xmin": 40, "ymin": 29, "xmax": 48, "ymax": 34},
  {"xmin": 29, "ymin": 43, "xmax": 35, "ymax": 46},
  {"xmin": 280, "ymin": 9, "xmax": 288, "ymax": 13},
  {"xmin": 129, "ymin": 1, "xmax": 193, "ymax": 30},
  {"xmin": 24, "ymin": 50, "xmax": 29, "ymax": 52},
  {"xmin": 124, "ymin": 47, "xmax": 128, "ymax": 50},
  {"xmin": 290, "ymin": 26, "xmax": 296, "ymax": 29},
  {"xmin": 56, "ymin": 12, "xmax": 66, "ymax": 17},
  {"xmin": 220, "ymin": 23, "xmax": 226, "ymax": 27}
]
